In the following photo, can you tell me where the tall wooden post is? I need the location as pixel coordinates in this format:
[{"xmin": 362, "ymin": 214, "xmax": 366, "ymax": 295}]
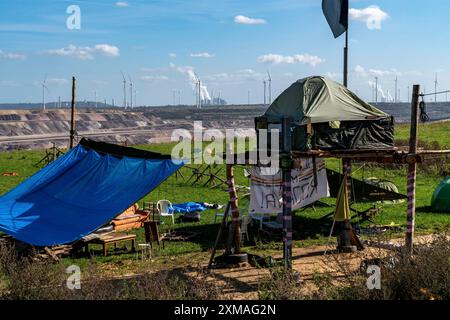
[
  {"xmin": 405, "ymin": 84, "xmax": 420, "ymax": 255},
  {"xmin": 338, "ymin": 158, "xmax": 356, "ymax": 252},
  {"xmin": 343, "ymin": 31, "xmax": 348, "ymax": 87},
  {"xmin": 69, "ymin": 77, "xmax": 76, "ymax": 149},
  {"xmin": 281, "ymin": 118, "xmax": 293, "ymax": 270},
  {"xmin": 225, "ymin": 163, "xmax": 241, "ymax": 254}
]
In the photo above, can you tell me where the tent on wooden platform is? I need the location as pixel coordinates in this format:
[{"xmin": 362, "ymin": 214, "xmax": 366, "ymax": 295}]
[{"xmin": 256, "ymin": 76, "xmax": 395, "ymax": 151}]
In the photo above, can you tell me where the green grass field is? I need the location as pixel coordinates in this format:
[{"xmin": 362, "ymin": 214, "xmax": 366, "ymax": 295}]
[{"xmin": 0, "ymin": 122, "xmax": 449, "ymax": 269}]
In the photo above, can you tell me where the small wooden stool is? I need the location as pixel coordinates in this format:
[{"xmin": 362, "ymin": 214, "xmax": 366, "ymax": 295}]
[{"xmin": 137, "ymin": 243, "xmax": 152, "ymax": 260}]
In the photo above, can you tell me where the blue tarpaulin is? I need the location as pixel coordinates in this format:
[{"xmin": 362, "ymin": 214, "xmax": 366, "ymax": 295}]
[
  {"xmin": 170, "ymin": 202, "xmax": 207, "ymax": 214},
  {"xmin": 0, "ymin": 139, "xmax": 183, "ymax": 246}
]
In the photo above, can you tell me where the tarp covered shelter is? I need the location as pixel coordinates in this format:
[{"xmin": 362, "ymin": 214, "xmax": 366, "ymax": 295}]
[
  {"xmin": 257, "ymin": 76, "xmax": 395, "ymax": 151},
  {"xmin": 327, "ymin": 170, "xmax": 407, "ymax": 203},
  {"xmin": 431, "ymin": 177, "xmax": 450, "ymax": 212},
  {"xmin": 0, "ymin": 139, "xmax": 183, "ymax": 246}
]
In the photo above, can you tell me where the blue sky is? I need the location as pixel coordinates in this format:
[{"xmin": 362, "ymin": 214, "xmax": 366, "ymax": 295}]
[{"xmin": 0, "ymin": 0, "xmax": 449, "ymax": 106}]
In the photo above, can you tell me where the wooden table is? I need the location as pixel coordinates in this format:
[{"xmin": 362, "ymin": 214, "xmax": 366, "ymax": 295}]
[{"xmin": 85, "ymin": 233, "xmax": 136, "ymax": 256}]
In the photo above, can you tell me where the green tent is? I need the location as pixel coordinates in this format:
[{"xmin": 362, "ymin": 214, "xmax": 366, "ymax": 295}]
[
  {"xmin": 257, "ymin": 76, "xmax": 395, "ymax": 151},
  {"xmin": 431, "ymin": 177, "xmax": 450, "ymax": 212}
]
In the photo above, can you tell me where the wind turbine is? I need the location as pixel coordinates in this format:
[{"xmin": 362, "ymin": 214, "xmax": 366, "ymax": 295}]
[
  {"xmin": 94, "ymin": 90, "xmax": 98, "ymax": 108},
  {"xmin": 435, "ymin": 73, "xmax": 438, "ymax": 103},
  {"xmin": 267, "ymin": 71, "xmax": 272, "ymax": 105},
  {"xmin": 128, "ymin": 75, "xmax": 133, "ymax": 109},
  {"xmin": 42, "ymin": 75, "xmax": 48, "ymax": 110},
  {"xmin": 121, "ymin": 71, "xmax": 127, "ymax": 109},
  {"xmin": 394, "ymin": 77, "xmax": 398, "ymax": 103},
  {"xmin": 263, "ymin": 80, "xmax": 267, "ymax": 106}
]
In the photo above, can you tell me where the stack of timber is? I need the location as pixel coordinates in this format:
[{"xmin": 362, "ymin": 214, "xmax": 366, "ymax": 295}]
[{"xmin": 32, "ymin": 245, "xmax": 73, "ymax": 262}]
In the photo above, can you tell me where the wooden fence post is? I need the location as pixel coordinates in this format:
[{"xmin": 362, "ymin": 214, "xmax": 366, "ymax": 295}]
[
  {"xmin": 225, "ymin": 163, "xmax": 241, "ymax": 254},
  {"xmin": 405, "ymin": 84, "xmax": 420, "ymax": 255},
  {"xmin": 281, "ymin": 117, "xmax": 293, "ymax": 270},
  {"xmin": 69, "ymin": 76, "xmax": 76, "ymax": 149}
]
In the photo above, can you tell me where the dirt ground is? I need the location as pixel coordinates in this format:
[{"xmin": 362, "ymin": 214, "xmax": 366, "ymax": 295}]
[{"xmin": 190, "ymin": 234, "xmax": 440, "ymax": 300}]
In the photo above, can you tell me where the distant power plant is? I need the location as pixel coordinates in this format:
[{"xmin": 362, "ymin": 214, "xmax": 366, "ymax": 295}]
[{"xmin": 202, "ymin": 97, "xmax": 227, "ymax": 106}]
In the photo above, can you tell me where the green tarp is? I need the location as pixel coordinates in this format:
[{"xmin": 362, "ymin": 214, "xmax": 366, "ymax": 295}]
[{"xmin": 264, "ymin": 76, "xmax": 390, "ymax": 124}]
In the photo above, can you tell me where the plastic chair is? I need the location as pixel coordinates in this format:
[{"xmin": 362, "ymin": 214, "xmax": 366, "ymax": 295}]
[
  {"xmin": 157, "ymin": 200, "xmax": 175, "ymax": 225},
  {"xmin": 214, "ymin": 204, "xmax": 230, "ymax": 223},
  {"xmin": 240, "ymin": 215, "xmax": 250, "ymax": 242}
]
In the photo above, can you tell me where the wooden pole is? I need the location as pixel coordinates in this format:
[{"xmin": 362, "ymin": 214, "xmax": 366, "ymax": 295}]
[
  {"xmin": 281, "ymin": 117, "xmax": 293, "ymax": 270},
  {"xmin": 405, "ymin": 84, "xmax": 420, "ymax": 255},
  {"xmin": 338, "ymin": 158, "xmax": 356, "ymax": 252},
  {"xmin": 282, "ymin": 167, "xmax": 293, "ymax": 270},
  {"xmin": 69, "ymin": 77, "xmax": 76, "ymax": 149},
  {"xmin": 341, "ymin": 29, "xmax": 354, "ymax": 251},
  {"xmin": 225, "ymin": 164, "xmax": 241, "ymax": 254},
  {"xmin": 343, "ymin": 30, "xmax": 348, "ymax": 87},
  {"xmin": 208, "ymin": 202, "xmax": 231, "ymax": 268}
]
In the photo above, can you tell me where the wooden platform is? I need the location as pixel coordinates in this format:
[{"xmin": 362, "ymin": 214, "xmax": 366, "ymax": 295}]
[{"xmin": 224, "ymin": 148, "xmax": 450, "ymax": 166}]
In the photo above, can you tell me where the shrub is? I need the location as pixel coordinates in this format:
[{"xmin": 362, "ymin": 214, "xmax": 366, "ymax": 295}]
[{"xmin": 0, "ymin": 242, "xmax": 219, "ymax": 300}]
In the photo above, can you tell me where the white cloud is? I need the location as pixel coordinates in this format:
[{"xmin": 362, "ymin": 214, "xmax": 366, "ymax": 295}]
[
  {"xmin": 354, "ymin": 65, "xmax": 401, "ymax": 77},
  {"xmin": 349, "ymin": 6, "xmax": 389, "ymax": 30},
  {"xmin": 169, "ymin": 53, "xmax": 177, "ymax": 59},
  {"xmin": 325, "ymin": 72, "xmax": 342, "ymax": 80},
  {"xmin": 0, "ymin": 50, "xmax": 26, "ymax": 60},
  {"xmin": 234, "ymin": 15, "xmax": 267, "ymax": 25},
  {"xmin": 257, "ymin": 54, "xmax": 324, "ymax": 67},
  {"xmin": 44, "ymin": 44, "xmax": 120, "ymax": 60},
  {"xmin": 140, "ymin": 75, "xmax": 169, "ymax": 82},
  {"xmin": 190, "ymin": 52, "xmax": 215, "ymax": 58},
  {"xmin": 115, "ymin": 2, "xmax": 129, "ymax": 7},
  {"xmin": 204, "ymin": 69, "xmax": 266, "ymax": 83}
]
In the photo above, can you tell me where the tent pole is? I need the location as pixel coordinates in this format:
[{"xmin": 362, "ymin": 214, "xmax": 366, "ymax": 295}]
[
  {"xmin": 69, "ymin": 77, "xmax": 76, "ymax": 149},
  {"xmin": 405, "ymin": 85, "xmax": 420, "ymax": 255}
]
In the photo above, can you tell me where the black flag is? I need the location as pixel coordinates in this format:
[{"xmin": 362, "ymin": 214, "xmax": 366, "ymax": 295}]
[{"xmin": 322, "ymin": 0, "xmax": 349, "ymax": 38}]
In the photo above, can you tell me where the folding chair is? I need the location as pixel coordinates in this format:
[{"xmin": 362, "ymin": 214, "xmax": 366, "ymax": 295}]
[{"xmin": 144, "ymin": 221, "xmax": 165, "ymax": 252}]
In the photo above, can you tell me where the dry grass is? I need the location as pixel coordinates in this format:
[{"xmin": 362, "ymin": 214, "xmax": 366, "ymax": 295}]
[
  {"xmin": 257, "ymin": 234, "xmax": 450, "ymax": 300},
  {"xmin": 0, "ymin": 242, "xmax": 219, "ymax": 300}
]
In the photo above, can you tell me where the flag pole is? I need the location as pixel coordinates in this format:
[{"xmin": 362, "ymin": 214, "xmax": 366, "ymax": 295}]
[
  {"xmin": 343, "ymin": 30, "xmax": 348, "ymax": 87},
  {"xmin": 341, "ymin": 10, "xmax": 355, "ymax": 252}
]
